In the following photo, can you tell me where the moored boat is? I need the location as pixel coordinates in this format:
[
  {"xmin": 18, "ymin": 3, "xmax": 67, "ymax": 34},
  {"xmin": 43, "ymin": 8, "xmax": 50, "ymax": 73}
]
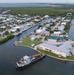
[{"xmin": 16, "ymin": 53, "xmax": 45, "ymax": 70}]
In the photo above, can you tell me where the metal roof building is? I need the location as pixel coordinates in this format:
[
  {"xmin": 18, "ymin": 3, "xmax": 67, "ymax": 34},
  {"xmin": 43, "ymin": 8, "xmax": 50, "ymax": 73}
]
[{"xmin": 38, "ymin": 42, "xmax": 72, "ymax": 57}]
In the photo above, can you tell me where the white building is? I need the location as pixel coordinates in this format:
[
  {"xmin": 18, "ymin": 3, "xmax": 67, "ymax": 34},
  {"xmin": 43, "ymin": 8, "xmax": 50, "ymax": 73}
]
[
  {"xmin": 53, "ymin": 31, "xmax": 62, "ymax": 36},
  {"xmin": 58, "ymin": 25, "xmax": 65, "ymax": 31},
  {"xmin": 61, "ymin": 22, "xmax": 66, "ymax": 25},
  {"xmin": 44, "ymin": 15, "xmax": 49, "ymax": 18},
  {"xmin": 30, "ymin": 37, "xmax": 35, "ymax": 41},
  {"xmin": 36, "ymin": 27, "xmax": 46, "ymax": 34},
  {"xmin": 38, "ymin": 42, "xmax": 72, "ymax": 57}
]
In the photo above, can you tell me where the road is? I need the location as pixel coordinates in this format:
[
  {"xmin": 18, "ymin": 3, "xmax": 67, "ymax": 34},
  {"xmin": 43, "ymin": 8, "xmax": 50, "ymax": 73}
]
[{"xmin": 51, "ymin": 21, "xmax": 61, "ymax": 31}]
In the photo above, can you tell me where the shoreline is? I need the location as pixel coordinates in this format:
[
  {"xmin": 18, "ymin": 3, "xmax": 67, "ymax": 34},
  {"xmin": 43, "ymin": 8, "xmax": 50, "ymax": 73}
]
[{"xmin": 14, "ymin": 42, "xmax": 74, "ymax": 62}]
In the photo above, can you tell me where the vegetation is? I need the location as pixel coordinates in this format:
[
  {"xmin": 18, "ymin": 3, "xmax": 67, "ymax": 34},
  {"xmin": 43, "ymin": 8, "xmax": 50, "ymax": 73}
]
[
  {"xmin": 64, "ymin": 21, "xmax": 71, "ymax": 32},
  {"xmin": 67, "ymin": 55, "xmax": 74, "ymax": 60},
  {"xmin": 4, "ymin": 31, "xmax": 9, "ymax": 35},
  {"xmin": 38, "ymin": 49, "xmax": 59, "ymax": 57},
  {"xmin": 0, "ymin": 34, "xmax": 14, "ymax": 44},
  {"xmin": 17, "ymin": 36, "xmax": 42, "ymax": 47},
  {"xmin": 9, "ymin": 7, "xmax": 72, "ymax": 16},
  {"xmin": 50, "ymin": 30, "xmax": 54, "ymax": 34},
  {"xmin": 44, "ymin": 36, "xmax": 49, "ymax": 40},
  {"xmin": 57, "ymin": 38, "xmax": 60, "ymax": 42},
  {"xmin": 46, "ymin": 27, "xmax": 51, "ymax": 32},
  {"xmin": 38, "ymin": 49, "xmax": 74, "ymax": 60}
]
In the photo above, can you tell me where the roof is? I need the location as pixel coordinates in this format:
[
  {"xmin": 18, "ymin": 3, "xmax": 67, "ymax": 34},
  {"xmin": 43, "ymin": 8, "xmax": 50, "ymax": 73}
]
[{"xmin": 39, "ymin": 43, "xmax": 71, "ymax": 53}]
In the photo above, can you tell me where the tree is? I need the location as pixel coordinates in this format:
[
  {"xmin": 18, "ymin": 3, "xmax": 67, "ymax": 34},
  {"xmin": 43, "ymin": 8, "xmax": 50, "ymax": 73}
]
[
  {"xmin": 38, "ymin": 25, "xmax": 42, "ymax": 29},
  {"xmin": 63, "ymin": 31, "xmax": 66, "ymax": 35},
  {"xmin": 4, "ymin": 31, "xmax": 9, "ymax": 35},
  {"xmin": 17, "ymin": 29, "xmax": 20, "ymax": 32},
  {"xmin": 57, "ymin": 38, "xmax": 60, "ymax": 42},
  {"xmin": 50, "ymin": 30, "xmax": 54, "ymax": 34}
]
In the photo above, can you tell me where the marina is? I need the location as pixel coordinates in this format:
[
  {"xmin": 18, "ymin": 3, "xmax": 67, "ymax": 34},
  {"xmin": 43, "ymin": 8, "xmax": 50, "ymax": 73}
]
[{"xmin": 0, "ymin": 19, "xmax": 74, "ymax": 75}]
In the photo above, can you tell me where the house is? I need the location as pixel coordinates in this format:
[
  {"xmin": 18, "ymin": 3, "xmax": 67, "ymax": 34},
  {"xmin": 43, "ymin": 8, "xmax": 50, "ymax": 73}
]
[
  {"xmin": 30, "ymin": 37, "xmax": 35, "ymax": 41},
  {"xmin": 58, "ymin": 25, "xmax": 65, "ymax": 31},
  {"xmin": 53, "ymin": 31, "xmax": 62, "ymax": 36},
  {"xmin": 38, "ymin": 42, "xmax": 72, "ymax": 57},
  {"xmin": 61, "ymin": 22, "xmax": 66, "ymax": 25},
  {"xmin": 0, "ymin": 26, "xmax": 6, "ymax": 29},
  {"xmin": 0, "ymin": 32, "xmax": 4, "ymax": 36},
  {"xmin": 36, "ymin": 27, "xmax": 46, "ymax": 34},
  {"xmin": 44, "ymin": 15, "xmax": 49, "ymax": 18},
  {"xmin": 34, "ymin": 19, "xmax": 40, "ymax": 22},
  {"xmin": 45, "ymin": 24, "xmax": 50, "ymax": 27}
]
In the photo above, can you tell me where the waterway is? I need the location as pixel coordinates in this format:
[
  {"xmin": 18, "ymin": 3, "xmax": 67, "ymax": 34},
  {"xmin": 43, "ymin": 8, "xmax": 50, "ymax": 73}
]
[{"xmin": 0, "ymin": 19, "xmax": 74, "ymax": 75}]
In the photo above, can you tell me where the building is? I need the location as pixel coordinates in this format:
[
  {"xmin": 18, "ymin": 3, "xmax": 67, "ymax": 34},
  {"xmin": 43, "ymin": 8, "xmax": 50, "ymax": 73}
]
[
  {"xmin": 38, "ymin": 42, "xmax": 72, "ymax": 57},
  {"xmin": 61, "ymin": 22, "xmax": 66, "ymax": 25},
  {"xmin": 30, "ymin": 37, "xmax": 35, "ymax": 41},
  {"xmin": 36, "ymin": 27, "xmax": 46, "ymax": 34},
  {"xmin": 58, "ymin": 25, "xmax": 65, "ymax": 31},
  {"xmin": 44, "ymin": 15, "xmax": 49, "ymax": 18},
  {"xmin": 53, "ymin": 31, "xmax": 62, "ymax": 36}
]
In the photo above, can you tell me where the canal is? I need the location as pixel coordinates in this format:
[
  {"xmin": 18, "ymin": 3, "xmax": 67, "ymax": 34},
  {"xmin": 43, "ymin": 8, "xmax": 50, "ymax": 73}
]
[{"xmin": 0, "ymin": 18, "xmax": 74, "ymax": 75}]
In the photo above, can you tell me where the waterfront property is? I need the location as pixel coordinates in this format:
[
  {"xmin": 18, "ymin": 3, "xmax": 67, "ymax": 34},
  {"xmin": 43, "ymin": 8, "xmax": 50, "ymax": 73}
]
[
  {"xmin": 37, "ymin": 42, "xmax": 73, "ymax": 57},
  {"xmin": 17, "ymin": 36, "xmax": 42, "ymax": 47}
]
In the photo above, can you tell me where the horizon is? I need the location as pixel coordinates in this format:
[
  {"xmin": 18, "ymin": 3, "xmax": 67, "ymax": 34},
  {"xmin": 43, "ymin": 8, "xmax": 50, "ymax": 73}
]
[{"xmin": 0, "ymin": 3, "xmax": 74, "ymax": 4}]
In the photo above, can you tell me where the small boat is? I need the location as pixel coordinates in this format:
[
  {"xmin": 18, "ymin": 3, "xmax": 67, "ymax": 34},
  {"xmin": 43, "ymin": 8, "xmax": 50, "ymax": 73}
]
[
  {"xmin": 16, "ymin": 53, "xmax": 45, "ymax": 70},
  {"xmin": 13, "ymin": 41, "xmax": 17, "ymax": 45}
]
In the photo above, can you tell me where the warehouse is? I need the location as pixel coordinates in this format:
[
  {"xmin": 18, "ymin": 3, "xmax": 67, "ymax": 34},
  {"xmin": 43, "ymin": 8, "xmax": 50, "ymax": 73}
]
[{"xmin": 38, "ymin": 42, "xmax": 72, "ymax": 57}]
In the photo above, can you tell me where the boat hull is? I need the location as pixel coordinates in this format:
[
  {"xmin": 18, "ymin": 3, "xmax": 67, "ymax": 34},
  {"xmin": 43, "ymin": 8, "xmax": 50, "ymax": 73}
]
[{"xmin": 16, "ymin": 55, "xmax": 45, "ymax": 70}]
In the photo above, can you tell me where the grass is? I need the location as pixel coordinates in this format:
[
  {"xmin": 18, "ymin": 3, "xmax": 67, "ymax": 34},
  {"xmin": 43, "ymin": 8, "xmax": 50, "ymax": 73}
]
[
  {"xmin": 38, "ymin": 49, "xmax": 74, "ymax": 61},
  {"xmin": 67, "ymin": 56, "xmax": 74, "ymax": 60},
  {"xmin": 0, "ymin": 36, "xmax": 6, "ymax": 41},
  {"xmin": 38, "ymin": 49, "xmax": 59, "ymax": 57},
  {"xmin": 17, "ymin": 36, "xmax": 42, "ymax": 47}
]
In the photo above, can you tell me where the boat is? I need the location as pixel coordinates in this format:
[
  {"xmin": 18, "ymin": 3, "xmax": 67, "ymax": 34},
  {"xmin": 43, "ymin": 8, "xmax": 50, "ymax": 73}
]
[{"xmin": 16, "ymin": 53, "xmax": 45, "ymax": 70}]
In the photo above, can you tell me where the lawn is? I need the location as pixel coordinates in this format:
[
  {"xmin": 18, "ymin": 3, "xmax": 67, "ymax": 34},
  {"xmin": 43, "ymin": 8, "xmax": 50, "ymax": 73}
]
[
  {"xmin": 67, "ymin": 56, "xmax": 74, "ymax": 60},
  {"xmin": 38, "ymin": 49, "xmax": 74, "ymax": 61},
  {"xmin": 38, "ymin": 49, "xmax": 61, "ymax": 57},
  {"xmin": 17, "ymin": 36, "xmax": 42, "ymax": 47}
]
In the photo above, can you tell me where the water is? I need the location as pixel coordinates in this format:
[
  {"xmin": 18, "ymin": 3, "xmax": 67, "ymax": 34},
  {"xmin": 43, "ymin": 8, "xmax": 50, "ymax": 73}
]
[
  {"xmin": 68, "ymin": 25, "xmax": 74, "ymax": 40},
  {"xmin": 0, "ymin": 19, "xmax": 74, "ymax": 75},
  {"xmin": 0, "ymin": 3, "xmax": 49, "ymax": 7},
  {"xmin": 50, "ymin": 36, "xmax": 64, "ymax": 40}
]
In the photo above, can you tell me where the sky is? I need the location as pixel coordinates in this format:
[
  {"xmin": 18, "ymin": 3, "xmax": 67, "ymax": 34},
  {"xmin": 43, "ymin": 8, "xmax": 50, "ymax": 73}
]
[{"xmin": 0, "ymin": 0, "xmax": 74, "ymax": 4}]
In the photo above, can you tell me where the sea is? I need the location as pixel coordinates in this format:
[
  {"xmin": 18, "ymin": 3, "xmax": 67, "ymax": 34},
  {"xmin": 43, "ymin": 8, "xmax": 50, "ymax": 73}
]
[{"xmin": 0, "ymin": 3, "xmax": 49, "ymax": 7}]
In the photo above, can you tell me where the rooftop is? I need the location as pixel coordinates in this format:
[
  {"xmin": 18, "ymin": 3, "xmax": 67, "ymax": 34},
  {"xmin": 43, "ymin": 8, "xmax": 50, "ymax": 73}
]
[{"xmin": 39, "ymin": 42, "xmax": 72, "ymax": 53}]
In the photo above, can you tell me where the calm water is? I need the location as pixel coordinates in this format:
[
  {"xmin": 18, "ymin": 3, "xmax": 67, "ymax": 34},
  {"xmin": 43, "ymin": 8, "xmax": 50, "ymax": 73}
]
[
  {"xmin": 68, "ymin": 25, "xmax": 74, "ymax": 40},
  {"xmin": 0, "ymin": 19, "xmax": 74, "ymax": 75},
  {"xmin": 50, "ymin": 36, "xmax": 64, "ymax": 40},
  {"xmin": 0, "ymin": 3, "xmax": 49, "ymax": 7}
]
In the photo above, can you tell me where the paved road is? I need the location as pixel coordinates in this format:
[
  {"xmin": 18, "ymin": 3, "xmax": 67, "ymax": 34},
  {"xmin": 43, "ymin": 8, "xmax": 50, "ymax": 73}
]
[{"xmin": 51, "ymin": 21, "xmax": 61, "ymax": 31}]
